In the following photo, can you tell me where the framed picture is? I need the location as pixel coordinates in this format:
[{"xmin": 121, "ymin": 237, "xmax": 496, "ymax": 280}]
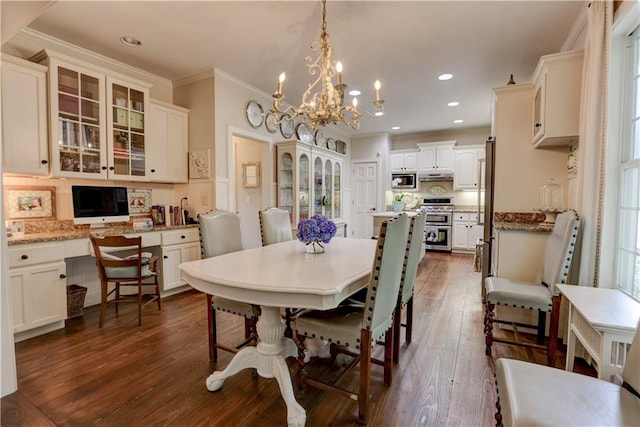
[
  {"xmin": 189, "ymin": 149, "xmax": 211, "ymax": 179},
  {"xmin": 242, "ymin": 162, "xmax": 261, "ymax": 188},
  {"xmin": 4, "ymin": 186, "xmax": 56, "ymax": 220},
  {"xmin": 127, "ymin": 189, "xmax": 152, "ymax": 216}
]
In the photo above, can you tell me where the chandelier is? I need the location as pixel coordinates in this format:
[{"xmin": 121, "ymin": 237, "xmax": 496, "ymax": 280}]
[{"xmin": 271, "ymin": 0, "xmax": 384, "ymax": 131}]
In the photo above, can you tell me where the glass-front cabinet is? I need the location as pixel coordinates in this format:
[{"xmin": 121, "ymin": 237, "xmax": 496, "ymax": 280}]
[
  {"xmin": 107, "ymin": 76, "xmax": 148, "ymax": 180},
  {"xmin": 276, "ymin": 141, "xmax": 343, "ymax": 229},
  {"xmin": 48, "ymin": 60, "xmax": 106, "ymax": 178},
  {"xmin": 36, "ymin": 50, "xmax": 150, "ymax": 180}
]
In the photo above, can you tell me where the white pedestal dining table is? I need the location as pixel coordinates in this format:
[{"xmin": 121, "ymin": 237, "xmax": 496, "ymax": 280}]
[{"xmin": 179, "ymin": 237, "xmax": 377, "ymax": 427}]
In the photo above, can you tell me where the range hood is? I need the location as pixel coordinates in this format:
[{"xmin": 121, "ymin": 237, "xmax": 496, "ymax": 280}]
[{"xmin": 418, "ymin": 171, "xmax": 454, "ymax": 181}]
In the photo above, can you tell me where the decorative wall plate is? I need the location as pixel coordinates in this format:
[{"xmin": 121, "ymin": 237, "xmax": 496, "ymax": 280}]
[
  {"xmin": 296, "ymin": 123, "xmax": 313, "ymax": 144},
  {"xmin": 327, "ymin": 138, "xmax": 337, "ymax": 152},
  {"xmin": 314, "ymin": 129, "xmax": 327, "ymax": 147},
  {"xmin": 264, "ymin": 112, "xmax": 278, "ymax": 134},
  {"xmin": 246, "ymin": 101, "xmax": 264, "ymax": 128},
  {"xmin": 401, "ymin": 193, "xmax": 420, "ymax": 209},
  {"xmin": 428, "ymin": 184, "xmax": 447, "ymax": 196},
  {"xmin": 280, "ymin": 114, "xmax": 294, "ymax": 138},
  {"xmin": 336, "ymin": 140, "xmax": 346, "ymax": 154}
]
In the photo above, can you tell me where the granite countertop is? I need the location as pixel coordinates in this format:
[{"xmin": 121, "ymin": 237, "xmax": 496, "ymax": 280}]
[
  {"xmin": 371, "ymin": 210, "xmax": 420, "ymax": 217},
  {"xmin": 453, "ymin": 205, "xmax": 480, "ymax": 213},
  {"xmin": 7, "ymin": 224, "xmax": 198, "ymax": 246},
  {"xmin": 492, "ymin": 212, "xmax": 554, "ymax": 233},
  {"xmin": 494, "ymin": 222, "xmax": 553, "ymax": 233}
]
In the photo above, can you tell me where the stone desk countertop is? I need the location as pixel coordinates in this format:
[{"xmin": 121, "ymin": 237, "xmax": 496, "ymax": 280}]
[
  {"xmin": 7, "ymin": 224, "xmax": 198, "ymax": 246},
  {"xmin": 493, "ymin": 222, "xmax": 553, "ymax": 233}
]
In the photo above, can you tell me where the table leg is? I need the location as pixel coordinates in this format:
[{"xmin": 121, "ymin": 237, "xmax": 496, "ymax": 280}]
[
  {"xmin": 205, "ymin": 306, "xmax": 306, "ymax": 427},
  {"xmin": 565, "ymin": 306, "xmax": 576, "ymax": 372}
]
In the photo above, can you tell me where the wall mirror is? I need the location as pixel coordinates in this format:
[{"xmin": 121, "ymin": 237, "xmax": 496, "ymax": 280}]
[{"xmin": 242, "ymin": 162, "xmax": 261, "ymax": 188}]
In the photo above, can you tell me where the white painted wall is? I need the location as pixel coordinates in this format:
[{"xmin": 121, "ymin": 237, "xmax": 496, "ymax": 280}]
[{"xmin": 234, "ymin": 136, "xmax": 267, "ymax": 248}]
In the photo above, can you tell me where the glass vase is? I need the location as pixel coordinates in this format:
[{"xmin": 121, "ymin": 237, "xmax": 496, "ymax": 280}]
[{"xmin": 305, "ymin": 241, "xmax": 326, "ymax": 254}]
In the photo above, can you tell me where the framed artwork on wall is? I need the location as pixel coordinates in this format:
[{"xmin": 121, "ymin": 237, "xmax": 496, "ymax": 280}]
[
  {"xmin": 242, "ymin": 162, "xmax": 261, "ymax": 188},
  {"xmin": 4, "ymin": 186, "xmax": 56, "ymax": 220},
  {"xmin": 189, "ymin": 149, "xmax": 211, "ymax": 179},
  {"xmin": 127, "ymin": 189, "xmax": 152, "ymax": 216}
]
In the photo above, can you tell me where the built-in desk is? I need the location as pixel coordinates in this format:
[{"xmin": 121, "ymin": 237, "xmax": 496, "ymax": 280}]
[{"xmin": 558, "ymin": 284, "xmax": 640, "ymax": 381}]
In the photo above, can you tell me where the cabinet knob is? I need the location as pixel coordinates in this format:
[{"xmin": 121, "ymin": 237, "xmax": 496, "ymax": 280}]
[
  {"xmin": 59, "ymin": 274, "xmax": 66, "ymax": 279},
  {"xmin": 101, "ymin": 166, "xmax": 107, "ymax": 170},
  {"xmin": 21, "ymin": 254, "xmax": 28, "ymax": 260},
  {"xmin": 41, "ymin": 159, "xmax": 48, "ymax": 165},
  {"xmin": 181, "ymin": 235, "xmax": 186, "ymax": 239},
  {"xmin": 109, "ymin": 166, "xmax": 115, "ymax": 171},
  {"xmin": 151, "ymin": 169, "xmax": 156, "ymax": 173},
  {"xmin": 164, "ymin": 255, "xmax": 168, "ymax": 259},
  {"xmin": 535, "ymin": 122, "xmax": 542, "ymax": 128}
]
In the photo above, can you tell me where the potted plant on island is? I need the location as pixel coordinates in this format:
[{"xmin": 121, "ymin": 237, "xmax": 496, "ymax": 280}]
[{"xmin": 393, "ymin": 194, "xmax": 405, "ymax": 213}]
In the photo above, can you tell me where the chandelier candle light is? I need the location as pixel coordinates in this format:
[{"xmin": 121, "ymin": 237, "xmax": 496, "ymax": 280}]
[
  {"xmin": 297, "ymin": 215, "xmax": 337, "ymax": 254},
  {"xmin": 271, "ymin": 0, "xmax": 384, "ymax": 131}
]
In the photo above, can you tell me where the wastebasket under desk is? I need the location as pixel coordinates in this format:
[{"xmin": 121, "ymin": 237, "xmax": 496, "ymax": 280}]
[{"xmin": 557, "ymin": 284, "xmax": 640, "ymax": 382}]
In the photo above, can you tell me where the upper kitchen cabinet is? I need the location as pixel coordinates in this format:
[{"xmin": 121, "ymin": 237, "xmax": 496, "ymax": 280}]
[
  {"xmin": 417, "ymin": 141, "xmax": 455, "ymax": 173},
  {"xmin": 1, "ymin": 55, "xmax": 49, "ymax": 176},
  {"xmin": 453, "ymin": 145, "xmax": 485, "ymax": 190},
  {"xmin": 532, "ymin": 50, "xmax": 583, "ymax": 148},
  {"xmin": 390, "ymin": 149, "xmax": 418, "ymax": 172},
  {"xmin": 147, "ymin": 100, "xmax": 189, "ymax": 183},
  {"xmin": 33, "ymin": 49, "xmax": 151, "ymax": 181}
]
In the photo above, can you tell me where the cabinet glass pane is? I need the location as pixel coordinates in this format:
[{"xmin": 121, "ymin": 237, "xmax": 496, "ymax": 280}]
[
  {"xmin": 314, "ymin": 157, "xmax": 323, "ymax": 216},
  {"xmin": 80, "ymin": 74, "xmax": 99, "ymax": 101},
  {"xmin": 113, "ymin": 157, "xmax": 130, "ymax": 175},
  {"xmin": 334, "ymin": 162, "xmax": 341, "ymax": 219},
  {"xmin": 130, "ymin": 111, "xmax": 144, "ymax": 131},
  {"xmin": 299, "ymin": 154, "xmax": 310, "ymax": 220},
  {"xmin": 60, "ymin": 150, "xmax": 80, "ymax": 172},
  {"xmin": 113, "ymin": 107, "xmax": 129, "ymax": 128},
  {"xmin": 324, "ymin": 159, "xmax": 332, "ymax": 219},
  {"xmin": 113, "ymin": 84, "xmax": 129, "ymax": 107},
  {"xmin": 81, "ymin": 99, "xmax": 99, "ymax": 124},
  {"xmin": 59, "ymin": 120, "xmax": 79, "ymax": 147},
  {"xmin": 58, "ymin": 67, "xmax": 78, "ymax": 94},
  {"xmin": 131, "ymin": 155, "xmax": 145, "ymax": 176},
  {"xmin": 131, "ymin": 133, "xmax": 144, "ymax": 155},
  {"xmin": 113, "ymin": 130, "xmax": 130, "ymax": 157},
  {"xmin": 279, "ymin": 153, "xmax": 294, "ymax": 218},
  {"xmin": 81, "ymin": 150, "xmax": 102, "ymax": 174},
  {"xmin": 131, "ymin": 89, "xmax": 144, "ymax": 112},
  {"xmin": 59, "ymin": 93, "xmax": 79, "ymax": 117},
  {"xmin": 82, "ymin": 124, "xmax": 100, "ymax": 150}
]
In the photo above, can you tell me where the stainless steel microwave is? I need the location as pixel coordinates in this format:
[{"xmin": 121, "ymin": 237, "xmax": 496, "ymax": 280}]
[{"xmin": 391, "ymin": 173, "xmax": 417, "ymax": 190}]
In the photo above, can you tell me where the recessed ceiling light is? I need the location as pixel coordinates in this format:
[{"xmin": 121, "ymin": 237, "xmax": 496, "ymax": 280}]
[
  {"xmin": 120, "ymin": 36, "xmax": 142, "ymax": 47},
  {"xmin": 447, "ymin": 101, "xmax": 460, "ymax": 107},
  {"xmin": 438, "ymin": 73, "xmax": 453, "ymax": 81},
  {"xmin": 391, "ymin": 126, "xmax": 400, "ymax": 130},
  {"xmin": 453, "ymin": 119, "xmax": 464, "ymax": 124},
  {"xmin": 348, "ymin": 89, "xmax": 361, "ymax": 96}
]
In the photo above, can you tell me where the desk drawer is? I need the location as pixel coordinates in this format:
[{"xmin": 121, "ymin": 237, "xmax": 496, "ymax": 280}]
[
  {"xmin": 8, "ymin": 243, "xmax": 65, "ymax": 268},
  {"xmin": 161, "ymin": 228, "xmax": 199, "ymax": 246}
]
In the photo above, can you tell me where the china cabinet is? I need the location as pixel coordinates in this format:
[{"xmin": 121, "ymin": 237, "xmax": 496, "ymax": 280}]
[
  {"xmin": 276, "ymin": 141, "xmax": 344, "ymax": 228},
  {"xmin": 389, "ymin": 150, "xmax": 418, "ymax": 172},
  {"xmin": 147, "ymin": 99, "xmax": 189, "ymax": 183},
  {"xmin": 532, "ymin": 50, "xmax": 583, "ymax": 148},
  {"xmin": 417, "ymin": 141, "xmax": 455, "ymax": 173},
  {"xmin": 1, "ymin": 55, "xmax": 49, "ymax": 176},
  {"xmin": 453, "ymin": 145, "xmax": 485, "ymax": 190}
]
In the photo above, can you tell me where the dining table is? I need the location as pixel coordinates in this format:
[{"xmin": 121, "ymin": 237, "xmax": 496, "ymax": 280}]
[{"xmin": 178, "ymin": 237, "xmax": 378, "ymax": 427}]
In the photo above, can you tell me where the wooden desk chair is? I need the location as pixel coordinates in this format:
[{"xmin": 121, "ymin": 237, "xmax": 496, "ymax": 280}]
[
  {"xmin": 294, "ymin": 214, "xmax": 410, "ymax": 424},
  {"xmin": 90, "ymin": 235, "xmax": 161, "ymax": 327},
  {"xmin": 393, "ymin": 211, "xmax": 426, "ymax": 364},
  {"xmin": 494, "ymin": 318, "xmax": 640, "ymax": 426},
  {"xmin": 198, "ymin": 210, "xmax": 260, "ymax": 361},
  {"xmin": 484, "ymin": 210, "xmax": 580, "ymax": 366}
]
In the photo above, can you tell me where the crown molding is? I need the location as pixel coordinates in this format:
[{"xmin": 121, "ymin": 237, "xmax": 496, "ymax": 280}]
[{"xmin": 562, "ymin": 2, "xmax": 589, "ymax": 51}]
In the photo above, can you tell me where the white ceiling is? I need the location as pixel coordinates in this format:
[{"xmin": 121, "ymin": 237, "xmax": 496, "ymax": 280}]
[{"xmin": 1, "ymin": 1, "xmax": 586, "ymax": 136}]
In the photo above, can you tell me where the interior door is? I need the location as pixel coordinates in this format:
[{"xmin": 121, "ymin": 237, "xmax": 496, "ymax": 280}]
[{"xmin": 352, "ymin": 161, "xmax": 378, "ymax": 238}]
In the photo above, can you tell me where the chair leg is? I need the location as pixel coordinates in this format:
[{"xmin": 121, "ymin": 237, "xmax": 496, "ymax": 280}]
[
  {"xmin": 485, "ymin": 302, "xmax": 495, "ymax": 357},
  {"xmin": 406, "ymin": 295, "xmax": 413, "ymax": 344},
  {"xmin": 155, "ymin": 277, "xmax": 162, "ymax": 310},
  {"xmin": 537, "ymin": 311, "xmax": 546, "ymax": 345},
  {"xmin": 547, "ymin": 296, "xmax": 561, "ymax": 366},
  {"xmin": 100, "ymin": 282, "xmax": 107, "ymax": 328},
  {"xmin": 295, "ymin": 335, "xmax": 307, "ymax": 394},
  {"xmin": 137, "ymin": 282, "xmax": 143, "ymax": 327},
  {"xmin": 115, "ymin": 282, "xmax": 120, "ymax": 315},
  {"xmin": 393, "ymin": 301, "xmax": 401, "ymax": 365},
  {"xmin": 384, "ymin": 328, "xmax": 393, "ymax": 386},
  {"xmin": 358, "ymin": 329, "xmax": 372, "ymax": 424}
]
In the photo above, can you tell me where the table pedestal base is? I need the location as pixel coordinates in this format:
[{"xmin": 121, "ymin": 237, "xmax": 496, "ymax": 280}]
[{"xmin": 205, "ymin": 306, "xmax": 305, "ymax": 427}]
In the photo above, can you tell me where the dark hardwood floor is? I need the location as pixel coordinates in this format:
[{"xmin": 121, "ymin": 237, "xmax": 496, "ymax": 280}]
[{"xmin": 1, "ymin": 252, "xmax": 592, "ymax": 426}]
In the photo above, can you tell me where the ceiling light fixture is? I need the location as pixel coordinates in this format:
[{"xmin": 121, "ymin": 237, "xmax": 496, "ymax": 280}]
[
  {"xmin": 120, "ymin": 36, "xmax": 142, "ymax": 47},
  {"xmin": 438, "ymin": 73, "xmax": 453, "ymax": 81},
  {"xmin": 271, "ymin": 0, "xmax": 384, "ymax": 131},
  {"xmin": 391, "ymin": 126, "xmax": 400, "ymax": 130},
  {"xmin": 453, "ymin": 119, "xmax": 464, "ymax": 124},
  {"xmin": 447, "ymin": 101, "xmax": 459, "ymax": 107}
]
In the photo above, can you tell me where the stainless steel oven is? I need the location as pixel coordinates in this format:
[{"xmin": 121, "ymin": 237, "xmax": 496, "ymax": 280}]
[{"xmin": 421, "ymin": 197, "xmax": 453, "ymax": 252}]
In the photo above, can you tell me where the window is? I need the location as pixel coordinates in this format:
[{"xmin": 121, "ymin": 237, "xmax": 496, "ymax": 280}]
[{"xmin": 616, "ymin": 24, "xmax": 640, "ymax": 298}]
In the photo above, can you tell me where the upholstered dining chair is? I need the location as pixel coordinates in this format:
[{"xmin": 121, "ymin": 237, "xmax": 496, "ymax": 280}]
[
  {"xmin": 494, "ymin": 318, "xmax": 640, "ymax": 426},
  {"xmin": 258, "ymin": 207, "xmax": 293, "ymax": 245},
  {"xmin": 294, "ymin": 213, "xmax": 410, "ymax": 424},
  {"xmin": 90, "ymin": 235, "xmax": 161, "ymax": 327},
  {"xmin": 484, "ymin": 209, "xmax": 580, "ymax": 366},
  {"xmin": 393, "ymin": 210, "xmax": 426, "ymax": 364},
  {"xmin": 198, "ymin": 210, "xmax": 260, "ymax": 361}
]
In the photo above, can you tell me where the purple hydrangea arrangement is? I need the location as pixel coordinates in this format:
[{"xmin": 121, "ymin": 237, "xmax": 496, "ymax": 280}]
[{"xmin": 297, "ymin": 215, "xmax": 337, "ymax": 251}]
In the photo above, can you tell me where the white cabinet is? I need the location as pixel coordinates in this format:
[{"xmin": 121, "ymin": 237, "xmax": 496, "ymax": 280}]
[
  {"xmin": 160, "ymin": 228, "xmax": 201, "ymax": 292},
  {"xmin": 417, "ymin": 141, "xmax": 455, "ymax": 173},
  {"xmin": 147, "ymin": 99, "xmax": 189, "ymax": 183},
  {"xmin": 390, "ymin": 150, "xmax": 418, "ymax": 172},
  {"xmin": 276, "ymin": 141, "xmax": 344, "ymax": 226},
  {"xmin": 8, "ymin": 243, "xmax": 67, "ymax": 335},
  {"xmin": 453, "ymin": 145, "xmax": 485, "ymax": 190},
  {"xmin": 1, "ymin": 55, "xmax": 49, "ymax": 176},
  {"xmin": 532, "ymin": 50, "xmax": 583, "ymax": 148},
  {"xmin": 452, "ymin": 212, "xmax": 483, "ymax": 251}
]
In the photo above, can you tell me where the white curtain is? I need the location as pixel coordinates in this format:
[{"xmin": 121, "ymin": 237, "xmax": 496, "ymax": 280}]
[{"xmin": 576, "ymin": 0, "xmax": 612, "ymax": 287}]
